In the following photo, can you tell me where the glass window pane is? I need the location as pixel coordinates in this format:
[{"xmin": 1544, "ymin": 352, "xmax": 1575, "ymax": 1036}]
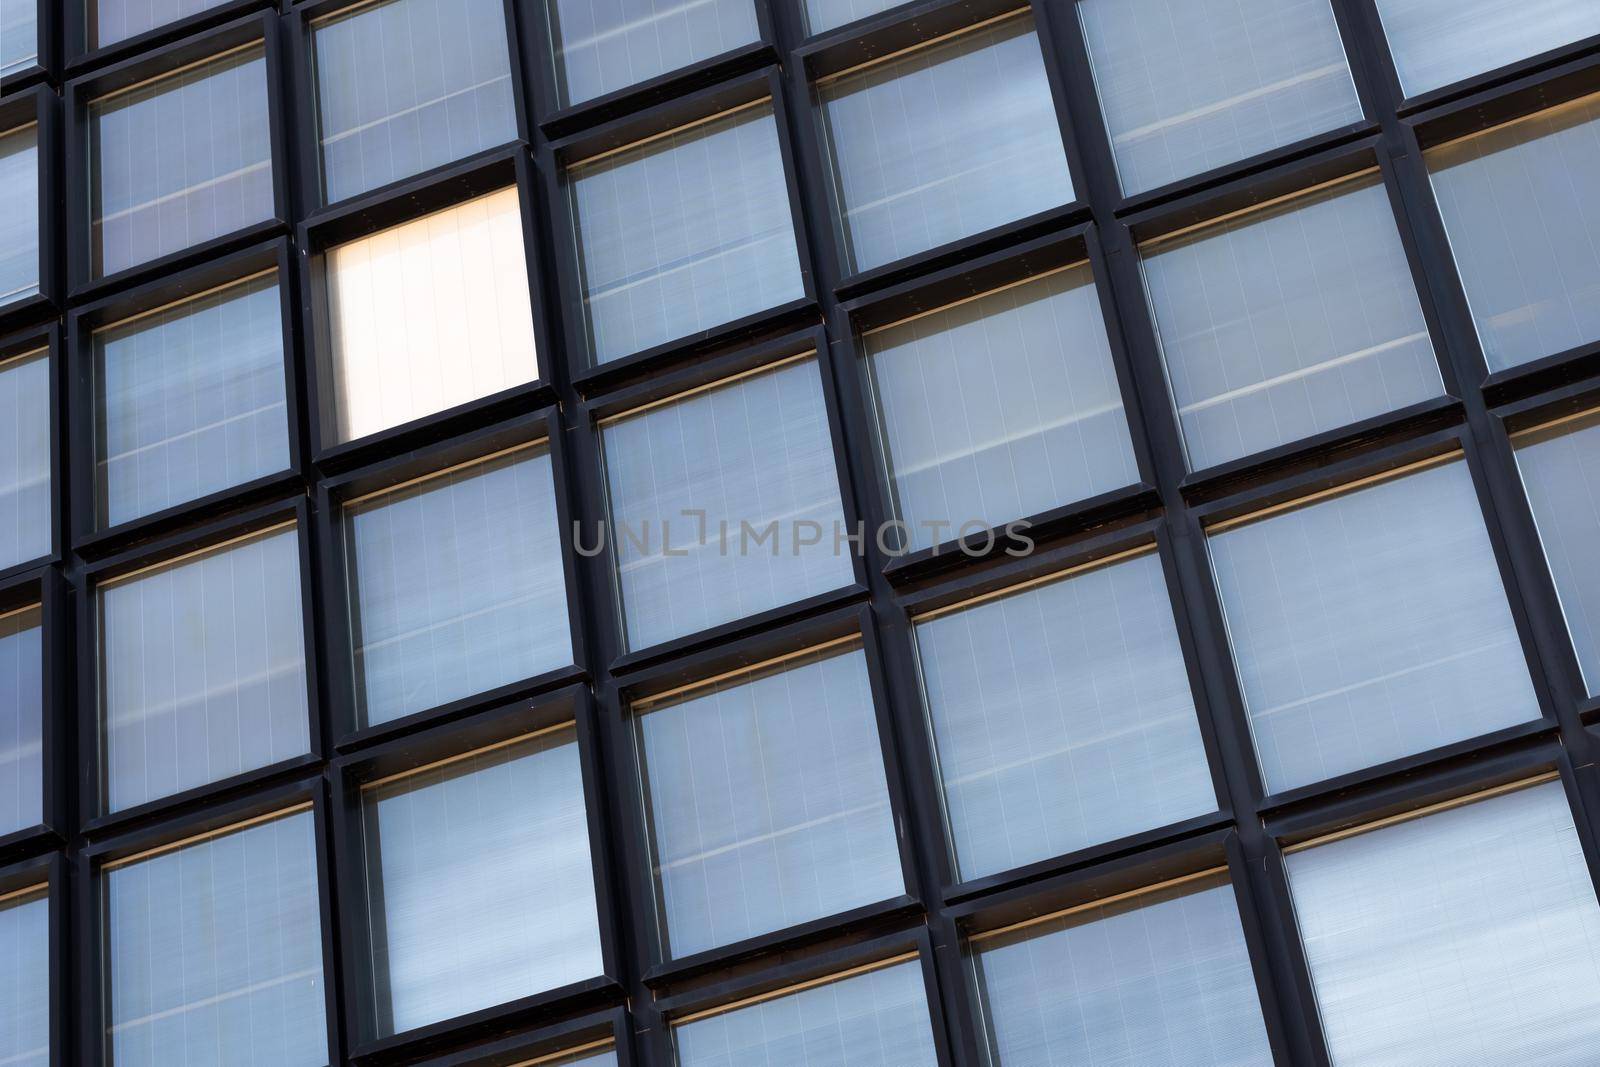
[
  {"xmin": 636, "ymin": 645, "xmax": 902, "ymax": 958},
  {"xmin": 92, "ymin": 0, "xmax": 231, "ymax": 48},
  {"xmin": 864, "ymin": 265, "xmax": 1137, "ymax": 551},
  {"xmin": 313, "ymin": 0, "xmax": 517, "ymax": 203},
  {"xmin": 0, "ymin": 348, "xmax": 49, "ymax": 571},
  {"xmin": 915, "ymin": 553, "xmax": 1216, "ymax": 881},
  {"xmin": 973, "ymin": 876, "xmax": 1272, "ymax": 1066},
  {"xmin": 1079, "ymin": 0, "xmax": 1362, "ymax": 195},
  {"xmin": 100, "ymin": 526, "xmax": 310, "ymax": 812},
  {"xmin": 1, "ymin": 0, "xmax": 36, "ymax": 77},
  {"xmin": 362, "ymin": 727, "xmax": 603, "ymax": 1035},
  {"xmin": 674, "ymin": 959, "xmax": 938, "ymax": 1067},
  {"xmin": 1513, "ymin": 412, "xmax": 1600, "ymax": 696},
  {"xmin": 0, "ymin": 606, "xmax": 42, "ymax": 838},
  {"xmin": 96, "ymin": 273, "xmax": 290, "ymax": 527},
  {"xmin": 1287, "ymin": 780, "xmax": 1600, "ymax": 1064},
  {"xmin": 106, "ymin": 810, "xmax": 327, "ymax": 1067},
  {"xmin": 90, "ymin": 45, "xmax": 274, "ymax": 278},
  {"xmin": 602, "ymin": 356, "xmax": 853, "ymax": 650},
  {"xmin": 345, "ymin": 444, "xmax": 573, "ymax": 726},
  {"xmin": 0, "ymin": 887, "xmax": 48, "ymax": 1067},
  {"xmin": 1374, "ymin": 0, "xmax": 1600, "ymax": 97},
  {"xmin": 546, "ymin": 1052, "xmax": 617, "ymax": 1067},
  {"xmin": 803, "ymin": 0, "xmax": 897, "ymax": 34},
  {"xmin": 547, "ymin": 0, "xmax": 758, "ymax": 106},
  {"xmin": 570, "ymin": 103, "xmax": 803, "ymax": 365},
  {"xmin": 1209, "ymin": 459, "xmax": 1539, "ymax": 793},
  {"xmin": 324, "ymin": 187, "xmax": 538, "ymax": 443},
  {"xmin": 1142, "ymin": 174, "xmax": 1442, "ymax": 471},
  {"xmin": 818, "ymin": 14, "xmax": 1072, "ymax": 273},
  {"xmin": 1426, "ymin": 94, "xmax": 1600, "ymax": 373},
  {"xmin": 0, "ymin": 123, "xmax": 39, "ymax": 308}
]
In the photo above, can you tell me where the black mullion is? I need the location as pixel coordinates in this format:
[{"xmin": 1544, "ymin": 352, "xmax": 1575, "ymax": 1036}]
[
  {"xmin": 530, "ymin": 100, "xmax": 669, "ymax": 1067},
  {"xmin": 1032, "ymin": 2, "xmax": 1330, "ymax": 1064},
  {"xmin": 765, "ymin": 1, "xmax": 978, "ymax": 1063}
]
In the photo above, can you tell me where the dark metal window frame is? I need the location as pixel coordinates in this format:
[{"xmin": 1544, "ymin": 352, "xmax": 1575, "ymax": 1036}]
[
  {"xmin": 62, "ymin": 11, "xmax": 293, "ymax": 301},
  {"xmin": 0, "ymin": 88, "xmax": 61, "ymax": 333},
  {"xmin": 65, "ymin": 236, "xmax": 305, "ymax": 551},
  {"xmin": 0, "ymin": 0, "xmax": 1596, "ymax": 1063},
  {"xmin": 328, "ymin": 684, "xmax": 625, "ymax": 1061}
]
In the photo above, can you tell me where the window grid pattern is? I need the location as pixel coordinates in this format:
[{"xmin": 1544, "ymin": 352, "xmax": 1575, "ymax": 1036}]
[{"xmin": 8, "ymin": 2, "xmax": 1600, "ymax": 1066}]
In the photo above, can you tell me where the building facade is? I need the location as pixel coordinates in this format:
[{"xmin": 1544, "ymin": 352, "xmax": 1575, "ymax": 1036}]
[{"xmin": 2, "ymin": 0, "xmax": 1600, "ymax": 1064}]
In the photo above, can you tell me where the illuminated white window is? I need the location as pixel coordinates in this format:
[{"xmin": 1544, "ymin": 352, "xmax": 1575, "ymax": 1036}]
[{"xmin": 323, "ymin": 187, "xmax": 538, "ymax": 444}]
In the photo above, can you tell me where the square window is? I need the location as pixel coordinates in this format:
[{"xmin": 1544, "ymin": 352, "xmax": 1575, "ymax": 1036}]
[
  {"xmin": 344, "ymin": 443, "xmax": 573, "ymax": 726},
  {"xmin": 1141, "ymin": 173, "xmax": 1442, "ymax": 471},
  {"xmin": 914, "ymin": 552, "xmax": 1216, "ymax": 880},
  {"xmin": 0, "ymin": 604, "xmax": 42, "ymax": 838},
  {"xmin": 0, "ymin": 347, "xmax": 49, "ymax": 572},
  {"xmin": 803, "ymin": 0, "xmax": 897, "ymax": 35},
  {"xmin": 89, "ymin": 44, "xmax": 274, "ymax": 278},
  {"xmin": 863, "ymin": 264, "xmax": 1137, "ymax": 550},
  {"xmin": 1513, "ymin": 410, "xmax": 1600, "ymax": 696},
  {"xmin": 0, "ymin": 884, "xmax": 47, "ymax": 1067},
  {"xmin": 312, "ymin": 0, "xmax": 518, "ymax": 203},
  {"xmin": 91, "ymin": 1, "xmax": 233, "ymax": 50},
  {"xmin": 601, "ymin": 355, "xmax": 853, "ymax": 650},
  {"xmin": 545, "ymin": 0, "xmax": 758, "ymax": 107},
  {"xmin": 634, "ymin": 643, "xmax": 902, "ymax": 958},
  {"xmin": 1079, "ymin": 0, "xmax": 1362, "ymax": 195},
  {"xmin": 98, "ymin": 524, "xmax": 310, "ymax": 812},
  {"xmin": 1426, "ymin": 93, "xmax": 1600, "ymax": 373},
  {"xmin": 0, "ymin": 0, "xmax": 35, "ymax": 78},
  {"xmin": 360, "ymin": 726, "xmax": 603, "ymax": 1034},
  {"xmin": 104, "ymin": 808, "xmax": 327, "ymax": 1066},
  {"xmin": 1286, "ymin": 779, "xmax": 1600, "ymax": 1062},
  {"xmin": 1373, "ymin": 0, "xmax": 1600, "ymax": 97},
  {"xmin": 971, "ymin": 875, "xmax": 1272, "ymax": 1065},
  {"xmin": 1208, "ymin": 458, "xmax": 1539, "ymax": 793},
  {"xmin": 94, "ymin": 272, "xmax": 291, "ymax": 527},
  {"xmin": 673, "ymin": 957, "xmax": 938, "ymax": 1065},
  {"xmin": 0, "ymin": 121, "xmax": 39, "ymax": 309},
  {"xmin": 320, "ymin": 187, "xmax": 539, "ymax": 444},
  {"xmin": 542, "ymin": 1051, "xmax": 617, "ymax": 1067},
  {"xmin": 817, "ymin": 13, "xmax": 1073, "ymax": 273},
  {"xmin": 568, "ymin": 102, "xmax": 804, "ymax": 365}
]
